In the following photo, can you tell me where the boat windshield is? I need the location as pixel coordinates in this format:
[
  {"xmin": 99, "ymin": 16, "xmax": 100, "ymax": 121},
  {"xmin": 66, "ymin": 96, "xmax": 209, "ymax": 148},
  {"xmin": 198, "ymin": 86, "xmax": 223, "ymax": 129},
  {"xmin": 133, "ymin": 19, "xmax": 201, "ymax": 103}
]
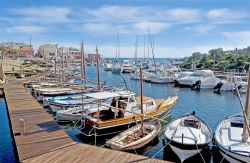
[{"xmin": 191, "ymin": 73, "xmax": 207, "ymax": 77}]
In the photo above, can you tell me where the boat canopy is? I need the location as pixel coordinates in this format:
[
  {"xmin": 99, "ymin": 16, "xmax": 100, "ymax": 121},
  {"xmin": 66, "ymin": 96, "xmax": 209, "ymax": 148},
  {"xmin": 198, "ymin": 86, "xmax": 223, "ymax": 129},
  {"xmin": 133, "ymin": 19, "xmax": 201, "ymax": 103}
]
[
  {"xmin": 85, "ymin": 91, "xmax": 134, "ymax": 100},
  {"xmin": 85, "ymin": 91, "xmax": 119, "ymax": 100}
]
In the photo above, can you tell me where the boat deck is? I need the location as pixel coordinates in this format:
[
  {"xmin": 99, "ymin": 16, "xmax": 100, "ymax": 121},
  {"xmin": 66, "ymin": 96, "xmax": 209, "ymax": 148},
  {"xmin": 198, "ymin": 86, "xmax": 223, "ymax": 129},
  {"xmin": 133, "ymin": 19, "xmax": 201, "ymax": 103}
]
[{"xmin": 1, "ymin": 79, "xmax": 168, "ymax": 162}]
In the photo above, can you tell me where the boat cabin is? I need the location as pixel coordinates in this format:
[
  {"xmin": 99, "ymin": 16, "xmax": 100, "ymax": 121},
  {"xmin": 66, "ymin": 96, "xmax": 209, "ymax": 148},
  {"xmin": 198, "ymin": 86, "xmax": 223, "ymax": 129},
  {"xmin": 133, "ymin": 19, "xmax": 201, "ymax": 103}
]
[{"xmin": 84, "ymin": 91, "xmax": 157, "ymax": 121}]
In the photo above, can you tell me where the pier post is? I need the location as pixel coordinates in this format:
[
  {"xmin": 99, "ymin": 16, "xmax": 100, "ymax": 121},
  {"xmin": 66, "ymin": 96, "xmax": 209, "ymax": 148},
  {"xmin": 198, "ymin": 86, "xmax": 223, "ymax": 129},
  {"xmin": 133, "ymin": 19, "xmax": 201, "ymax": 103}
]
[{"xmin": 19, "ymin": 118, "xmax": 25, "ymax": 135}]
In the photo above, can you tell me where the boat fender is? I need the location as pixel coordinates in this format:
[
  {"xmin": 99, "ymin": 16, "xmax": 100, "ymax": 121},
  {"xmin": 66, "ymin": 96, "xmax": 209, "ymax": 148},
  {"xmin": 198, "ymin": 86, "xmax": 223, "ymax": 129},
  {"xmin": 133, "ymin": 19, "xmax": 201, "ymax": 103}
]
[
  {"xmin": 191, "ymin": 80, "xmax": 201, "ymax": 90},
  {"xmin": 174, "ymin": 80, "xmax": 179, "ymax": 87},
  {"xmin": 214, "ymin": 82, "xmax": 223, "ymax": 93},
  {"xmin": 232, "ymin": 85, "xmax": 242, "ymax": 94}
]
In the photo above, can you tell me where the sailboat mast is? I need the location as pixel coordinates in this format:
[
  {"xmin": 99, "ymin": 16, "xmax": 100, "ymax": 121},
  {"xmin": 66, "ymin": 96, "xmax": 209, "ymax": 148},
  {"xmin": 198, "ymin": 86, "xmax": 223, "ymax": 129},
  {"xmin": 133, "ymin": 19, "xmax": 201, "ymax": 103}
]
[
  {"xmin": 83, "ymin": 43, "xmax": 86, "ymax": 84},
  {"xmin": 96, "ymin": 46, "xmax": 101, "ymax": 91},
  {"xmin": 135, "ymin": 36, "xmax": 138, "ymax": 64},
  {"xmin": 54, "ymin": 57, "xmax": 57, "ymax": 82},
  {"xmin": 148, "ymin": 29, "xmax": 157, "ymax": 73},
  {"xmin": 242, "ymin": 67, "xmax": 250, "ymax": 143},
  {"xmin": 139, "ymin": 64, "xmax": 144, "ymax": 135},
  {"xmin": 62, "ymin": 46, "xmax": 64, "ymax": 87},
  {"xmin": 143, "ymin": 35, "xmax": 145, "ymax": 62},
  {"xmin": 80, "ymin": 41, "xmax": 86, "ymax": 84},
  {"xmin": 118, "ymin": 30, "xmax": 120, "ymax": 63}
]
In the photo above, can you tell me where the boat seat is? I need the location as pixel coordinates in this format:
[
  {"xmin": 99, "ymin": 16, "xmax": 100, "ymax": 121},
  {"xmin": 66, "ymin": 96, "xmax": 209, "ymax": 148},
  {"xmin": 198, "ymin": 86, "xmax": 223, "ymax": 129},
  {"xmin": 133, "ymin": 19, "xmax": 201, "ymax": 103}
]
[{"xmin": 230, "ymin": 127, "xmax": 243, "ymax": 142}]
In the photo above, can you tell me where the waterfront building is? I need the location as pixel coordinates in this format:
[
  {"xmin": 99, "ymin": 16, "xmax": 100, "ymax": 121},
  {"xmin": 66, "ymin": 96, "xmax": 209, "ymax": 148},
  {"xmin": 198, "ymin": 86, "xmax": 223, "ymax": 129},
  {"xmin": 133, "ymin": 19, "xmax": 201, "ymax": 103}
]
[
  {"xmin": 69, "ymin": 47, "xmax": 81, "ymax": 60},
  {"xmin": 38, "ymin": 44, "xmax": 57, "ymax": 59}
]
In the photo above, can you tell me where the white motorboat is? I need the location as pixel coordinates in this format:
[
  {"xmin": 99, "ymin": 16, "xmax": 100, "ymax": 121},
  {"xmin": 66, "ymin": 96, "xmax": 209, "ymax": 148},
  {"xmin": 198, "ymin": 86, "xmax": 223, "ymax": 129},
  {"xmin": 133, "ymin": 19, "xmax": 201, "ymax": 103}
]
[
  {"xmin": 177, "ymin": 70, "xmax": 221, "ymax": 89},
  {"xmin": 214, "ymin": 75, "xmax": 248, "ymax": 93},
  {"xmin": 104, "ymin": 62, "xmax": 113, "ymax": 71},
  {"xmin": 164, "ymin": 112, "xmax": 212, "ymax": 162},
  {"xmin": 121, "ymin": 62, "xmax": 132, "ymax": 73}
]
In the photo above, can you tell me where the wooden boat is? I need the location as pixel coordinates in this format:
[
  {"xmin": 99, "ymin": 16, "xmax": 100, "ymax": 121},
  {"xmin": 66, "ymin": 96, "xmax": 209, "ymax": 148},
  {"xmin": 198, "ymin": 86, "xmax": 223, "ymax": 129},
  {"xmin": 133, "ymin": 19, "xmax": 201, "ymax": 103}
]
[
  {"xmin": 215, "ymin": 114, "xmax": 250, "ymax": 163},
  {"xmin": 77, "ymin": 92, "xmax": 177, "ymax": 136},
  {"xmin": 106, "ymin": 121, "xmax": 161, "ymax": 151},
  {"xmin": 76, "ymin": 64, "xmax": 178, "ymax": 137},
  {"xmin": 214, "ymin": 68, "xmax": 250, "ymax": 163},
  {"xmin": 164, "ymin": 112, "xmax": 212, "ymax": 162},
  {"xmin": 107, "ymin": 65, "xmax": 161, "ymax": 151}
]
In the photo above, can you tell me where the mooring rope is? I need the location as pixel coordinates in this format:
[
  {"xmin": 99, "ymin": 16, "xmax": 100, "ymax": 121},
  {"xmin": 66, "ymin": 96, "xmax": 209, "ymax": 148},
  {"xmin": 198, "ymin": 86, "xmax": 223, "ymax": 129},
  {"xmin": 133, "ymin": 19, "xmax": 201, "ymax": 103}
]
[
  {"xmin": 195, "ymin": 143, "xmax": 206, "ymax": 163},
  {"xmin": 152, "ymin": 139, "xmax": 172, "ymax": 158}
]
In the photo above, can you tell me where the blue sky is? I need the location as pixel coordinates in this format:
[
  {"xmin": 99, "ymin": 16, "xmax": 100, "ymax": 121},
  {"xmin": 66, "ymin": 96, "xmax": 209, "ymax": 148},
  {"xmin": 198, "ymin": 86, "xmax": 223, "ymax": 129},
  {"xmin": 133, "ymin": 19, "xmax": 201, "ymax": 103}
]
[{"xmin": 1, "ymin": 0, "xmax": 250, "ymax": 58}]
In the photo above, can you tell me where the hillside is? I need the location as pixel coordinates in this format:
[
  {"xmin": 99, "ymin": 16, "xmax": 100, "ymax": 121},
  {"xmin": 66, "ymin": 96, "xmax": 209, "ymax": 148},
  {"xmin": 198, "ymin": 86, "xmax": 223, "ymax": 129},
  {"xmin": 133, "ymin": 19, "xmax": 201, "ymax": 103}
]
[{"xmin": 181, "ymin": 47, "xmax": 250, "ymax": 71}]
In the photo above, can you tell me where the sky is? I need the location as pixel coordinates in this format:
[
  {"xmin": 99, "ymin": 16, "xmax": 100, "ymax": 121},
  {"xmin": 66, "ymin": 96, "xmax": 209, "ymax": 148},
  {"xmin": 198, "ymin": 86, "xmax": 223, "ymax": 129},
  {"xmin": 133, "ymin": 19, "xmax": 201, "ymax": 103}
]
[{"xmin": 1, "ymin": 0, "xmax": 250, "ymax": 58}]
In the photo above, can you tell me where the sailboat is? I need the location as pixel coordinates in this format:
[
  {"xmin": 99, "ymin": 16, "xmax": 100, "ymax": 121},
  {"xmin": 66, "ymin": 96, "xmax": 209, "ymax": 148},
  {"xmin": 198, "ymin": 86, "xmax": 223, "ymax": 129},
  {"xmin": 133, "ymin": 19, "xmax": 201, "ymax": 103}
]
[
  {"xmin": 106, "ymin": 65, "xmax": 161, "ymax": 151},
  {"xmin": 214, "ymin": 68, "xmax": 250, "ymax": 163},
  {"xmin": 164, "ymin": 112, "xmax": 212, "ymax": 162}
]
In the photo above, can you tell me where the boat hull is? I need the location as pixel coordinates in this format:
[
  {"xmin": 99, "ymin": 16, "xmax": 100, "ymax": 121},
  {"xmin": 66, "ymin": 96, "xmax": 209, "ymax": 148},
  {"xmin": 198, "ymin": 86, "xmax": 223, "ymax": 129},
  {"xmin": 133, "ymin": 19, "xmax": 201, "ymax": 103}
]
[
  {"xmin": 106, "ymin": 122, "xmax": 161, "ymax": 151},
  {"xmin": 111, "ymin": 68, "xmax": 121, "ymax": 74},
  {"xmin": 80, "ymin": 108, "xmax": 171, "ymax": 137}
]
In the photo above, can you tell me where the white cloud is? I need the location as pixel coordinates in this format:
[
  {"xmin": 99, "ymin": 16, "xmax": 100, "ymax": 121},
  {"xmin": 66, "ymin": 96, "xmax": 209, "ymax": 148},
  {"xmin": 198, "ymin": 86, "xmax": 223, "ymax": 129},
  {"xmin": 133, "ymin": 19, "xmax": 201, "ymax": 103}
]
[
  {"xmin": 9, "ymin": 7, "xmax": 72, "ymax": 24},
  {"xmin": 78, "ymin": 6, "xmax": 201, "ymax": 34},
  {"xmin": 132, "ymin": 21, "xmax": 170, "ymax": 33},
  {"xmin": 222, "ymin": 31, "xmax": 250, "ymax": 45},
  {"xmin": 207, "ymin": 8, "xmax": 248, "ymax": 24},
  {"xmin": 6, "ymin": 25, "xmax": 47, "ymax": 33},
  {"xmin": 164, "ymin": 8, "xmax": 201, "ymax": 23},
  {"xmin": 184, "ymin": 24, "xmax": 216, "ymax": 34}
]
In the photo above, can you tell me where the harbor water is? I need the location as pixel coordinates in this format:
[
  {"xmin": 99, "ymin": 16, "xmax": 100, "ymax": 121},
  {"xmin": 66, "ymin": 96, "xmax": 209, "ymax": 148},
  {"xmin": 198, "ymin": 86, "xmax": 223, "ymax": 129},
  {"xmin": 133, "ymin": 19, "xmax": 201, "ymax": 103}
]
[
  {"xmin": 0, "ymin": 65, "xmax": 246, "ymax": 163},
  {"xmin": 0, "ymin": 98, "xmax": 17, "ymax": 163}
]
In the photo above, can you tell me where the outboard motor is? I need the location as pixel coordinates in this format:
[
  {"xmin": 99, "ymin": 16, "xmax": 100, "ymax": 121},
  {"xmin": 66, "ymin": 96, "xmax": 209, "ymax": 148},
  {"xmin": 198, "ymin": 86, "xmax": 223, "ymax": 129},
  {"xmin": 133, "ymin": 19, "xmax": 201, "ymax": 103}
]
[
  {"xmin": 214, "ymin": 82, "xmax": 223, "ymax": 94},
  {"xmin": 191, "ymin": 80, "xmax": 201, "ymax": 90},
  {"xmin": 174, "ymin": 80, "xmax": 179, "ymax": 87},
  {"xmin": 233, "ymin": 85, "xmax": 242, "ymax": 94}
]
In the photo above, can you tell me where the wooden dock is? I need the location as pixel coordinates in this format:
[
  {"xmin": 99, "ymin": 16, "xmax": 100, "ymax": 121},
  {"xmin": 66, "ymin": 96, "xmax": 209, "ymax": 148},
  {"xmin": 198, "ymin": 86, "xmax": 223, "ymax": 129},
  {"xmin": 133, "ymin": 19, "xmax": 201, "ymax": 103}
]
[{"xmin": 2, "ymin": 79, "xmax": 168, "ymax": 163}]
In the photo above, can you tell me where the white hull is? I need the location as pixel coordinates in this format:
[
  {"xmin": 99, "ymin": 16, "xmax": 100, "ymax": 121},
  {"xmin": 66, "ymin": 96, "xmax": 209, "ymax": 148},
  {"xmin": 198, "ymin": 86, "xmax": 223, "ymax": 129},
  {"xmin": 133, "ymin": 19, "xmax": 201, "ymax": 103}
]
[
  {"xmin": 170, "ymin": 145, "xmax": 201, "ymax": 162},
  {"xmin": 56, "ymin": 111, "xmax": 82, "ymax": 122},
  {"xmin": 215, "ymin": 115, "xmax": 250, "ymax": 163},
  {"xmin": 121, "ymin": 68, "xmax": 132, "ymax": 73},
  {"xmin": 148, "ymin": 77, "xmax": 174, "ymax": 84},
  {"xmin": 218, "ymin": 146, "xmax": 250, "ymax": 163},
  {"xmin": 106, "ymin": 122, "xmax": 161, "ymax": 151},
  {"xmin": 49, "ymin": 104, "xmax": 63, "ymax": 112},
  {"xmin": 130, "ymin": 74, "xmax": 140, "ymax": 80},
  {"xmin": 164, "ymin": 114, "xmax": 212, "ymax": 162}
]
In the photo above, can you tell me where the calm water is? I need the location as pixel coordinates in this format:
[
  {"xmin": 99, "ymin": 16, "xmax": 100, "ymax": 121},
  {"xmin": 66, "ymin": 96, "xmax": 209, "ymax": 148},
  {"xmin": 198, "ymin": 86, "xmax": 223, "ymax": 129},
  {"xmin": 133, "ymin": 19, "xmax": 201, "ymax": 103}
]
[
  {"xmin": 64, "ymin": 66, "xmax": 246, "ymax": 163},
  {"xmin": 0, "ymin": 98, "xmax": 17, "ymax": 163},
  {"xmin": 0, "ymin": 65, "xmax": 246, "ymax": 163}
]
